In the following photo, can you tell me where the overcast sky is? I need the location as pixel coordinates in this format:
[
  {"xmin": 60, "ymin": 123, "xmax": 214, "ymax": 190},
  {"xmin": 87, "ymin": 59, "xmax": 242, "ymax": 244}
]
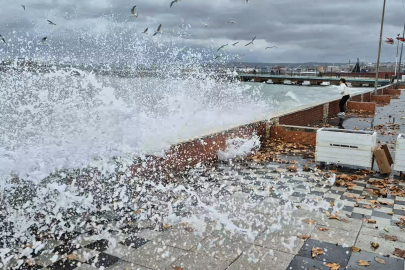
[{"xmin": 1, "ymin": 0, "xmax": 405, "ymax": 63}]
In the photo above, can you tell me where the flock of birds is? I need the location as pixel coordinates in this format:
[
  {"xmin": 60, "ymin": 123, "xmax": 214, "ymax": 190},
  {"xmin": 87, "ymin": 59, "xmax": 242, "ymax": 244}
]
[{"xmin": 1, "ymin": 1, "xmax": 278, "ymax": 60}]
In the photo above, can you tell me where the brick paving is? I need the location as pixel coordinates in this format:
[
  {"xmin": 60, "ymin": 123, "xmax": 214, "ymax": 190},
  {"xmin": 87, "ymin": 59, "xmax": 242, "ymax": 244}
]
[{"xmin": 6, "ymin": 160, "xmax": 405, "ymax": 270}]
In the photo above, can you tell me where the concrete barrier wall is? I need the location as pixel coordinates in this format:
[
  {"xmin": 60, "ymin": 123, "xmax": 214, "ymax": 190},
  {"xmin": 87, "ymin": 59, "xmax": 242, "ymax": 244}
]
[{"xmin": 132, "ymin": 85, "xmax": 394, "ymax": 174}]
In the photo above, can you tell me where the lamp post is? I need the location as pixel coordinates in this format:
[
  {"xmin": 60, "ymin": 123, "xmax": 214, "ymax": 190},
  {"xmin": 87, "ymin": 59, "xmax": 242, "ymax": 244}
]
[
  {"xmin": 396, "ymin": 22, "xmax": 405, "ymax": 87},
  {"xmin": 374, "ymin": 0, "xmax": 386, "ymax": 94}
]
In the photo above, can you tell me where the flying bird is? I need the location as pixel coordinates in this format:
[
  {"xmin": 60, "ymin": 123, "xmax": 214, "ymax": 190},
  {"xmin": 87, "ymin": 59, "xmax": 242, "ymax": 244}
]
[
  {"xmin": 47, "ymin": 20, "xmax": 57, "ymax": 26},
  {"xmin": 21, "ymin": 5, "xmax": 25, "ymax": 10},
  {"xmin": 0, "ymin": 34, "xmax": 6, "ymax": 43},
  {"xmin": 385, "ymin": 38, "xmax": 394, "ymax": 45},
  {"xmin": 153, "ymin": 24, "xmax": 162, "ymax": 36},
  {"xmin": 142, "ymin": 28, "xmax": 148, "ymax": 34},
  {"xmin": 245, "ymin": 36, "xmax": 256, "ymax": 46},
  {"xmin": 200, "ymin": 21, "xmax": 208, "ymax": 28},
  {"xmin": 170, "ymin": 0, "xmax": 180, "ymax": 8},
  {"xmin": 217, "ymin": 44, "xmax": 228, "ymax": 51},
  {"xmin": 227, "ymin": 21, "xmax": 237, "ymax": 25},
  {"xmin": 232, "ymin": 41, "xmax": 239, "ymax": 46},
  {"xmin": 131, "ymin": 5, "xmax": 138, "ymax": 17},
  {"xmin": 41, "ymin": 37, "xmax": 49, "ymax": 45},
  {"xmin": 266, "ymin": 46, "xmax": 277, "ymax": 49}
]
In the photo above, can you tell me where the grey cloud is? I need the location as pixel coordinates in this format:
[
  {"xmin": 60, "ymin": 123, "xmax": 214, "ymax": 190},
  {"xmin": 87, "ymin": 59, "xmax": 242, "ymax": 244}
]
[{"xmin": 1, "ymin": 0, "xmax": 405, "ymax": 63}]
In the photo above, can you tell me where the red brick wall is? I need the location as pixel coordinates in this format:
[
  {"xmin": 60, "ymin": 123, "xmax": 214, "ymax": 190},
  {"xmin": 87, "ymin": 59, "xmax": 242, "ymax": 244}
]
[
  {"xmin": 279, "ymin": 105, "xmax": 324, "ymax": 126},
  {"xmin": 270, "ymin": 126, "xmax": 317, "ymax": 146},
  {"xmin": 328, "ymin": 100, "xmax": 340, "ymax": 115},
  {"xmin": 131, "ymin": 121, "xmax": 268, "ymax": 175},
  {"xmin": 363, "ymin": 92, "xmax": 371, "ymax": 102},
  {"xmin": 347, "ymin": 101, "xmax": 376, "ymax": 113},
  {"xmin": 384, "ymin": 89, "xmax": 402, "ymax": 96},
  {"xmin": 350, "ymin": 95, "xmax": 362, "ymax": 102},
  {"xmin": 371, "ymin": 95, "xmax": 391, "ymax": 104}
]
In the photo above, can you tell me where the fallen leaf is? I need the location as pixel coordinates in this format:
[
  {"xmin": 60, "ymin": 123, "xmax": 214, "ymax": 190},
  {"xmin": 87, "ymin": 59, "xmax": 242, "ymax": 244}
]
[
  {"xmin": 325, "ymin": 262, "xmax": 341, "ymax": 270},
  {"xmin": 375, "ymin": 257, "xmax": 385, "ymax": 264},
  {"xmin": 311, "ymin": 247, "xmax": 324, "ymax": 258},
  {"xmin": 328, "ymin": 214, "xmax": 339, "ymax": 220},
  {"xmin": 379, "ymin": 201, "xmax": 393, "ymax": 205},
  {"xmin": 297, "ymin": 234, "xmax": 311, "ymax": 240},
  {"xmin": 66, "ymin": 254, "xmax": 77, "ymax": 260},
  {"xmin": 304, "ymin": 219, "xmax": 316, "ymax": 225},
  {"xmin": 173, "ymin": 267, "xmax": 184, "ymax": 270},
  {"xmin": 367, "ymin": 219, "xmax": 377, "ymax": 224},
  {"xmin": 387, "ymin": 212, "xmax": 394, "ymax": 215},
  {"xmin": 358, "ymin": 260, "xmax": 369, "ymax": 266},
  {"xmin": 371, "ymin": 242, "xmax": 380, "ymax": 249},
  {"xmin": 184, "ymin": 227, "xmax": 194, "ymax": 232},
  {"xmin": 362, "ymin": 205, "xmax": 373, "ymax": 209},
  {"xmin": 318, "ymin": 227, "xmax": 329, "ymax": 231},
  {"xmin": 163, "ymin": 224, "xmax": 172, "ymax": 229},
  {"xmin": 393, "ymin": 248, "xmax": 405, "ymax": 258},
  {"xmin": 351, "ymin": 246, "xmax": 362, "ymax": 252},
  {"xmin": 382, "ymin": 234, "xmax": 398, "ymax": 241},
  {"xmin": 384, "ymin": 227, "xmax": 389, "ymax": 232},
  {"xmin": 401, "ymin": 216, "xmax": 405, "ymax": 223}
]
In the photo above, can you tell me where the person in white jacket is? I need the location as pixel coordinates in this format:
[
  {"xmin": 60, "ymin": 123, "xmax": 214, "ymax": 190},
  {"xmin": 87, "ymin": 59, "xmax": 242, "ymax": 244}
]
[{"xmin": 337, "ymin": 78, "xmax": 350, "ymax": 116}]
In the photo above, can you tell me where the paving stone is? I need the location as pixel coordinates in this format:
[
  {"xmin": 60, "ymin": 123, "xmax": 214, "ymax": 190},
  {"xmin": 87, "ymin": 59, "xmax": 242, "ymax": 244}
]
[
  {"xmin": 372, "ymin": 210, "xmax": 394, "ymax": 219},
  {"xmin": 287, "ymin": 255, "xmax": 345, "ymax": 270},
  {"xmin": 72, "ymin": 248, "xmax": 100, "ymax": 262},
  {"xmin": 228, "ymin": 245, "xmax": 294, "ymax": 270},
  {"xmin": 297, "ymin": 239, "xmax": 352, "ymax": 266},
  {"xmin": 346, "ymin": 249, "xmax": 404, "ymax": 270},
  {"xmin": 355, "ymin": 233, "xmax": 405, "ymax": 257},
  {"xmin": 121, "ymin": 241, "xmax": 187, "ymax": 269},
  {"xmin": 75, "ymin": 263, "xmax": 99, "ymax": 270},
  {"xmin": 311, "ymin": 225, "xmax": 357, "ymax": 246},
  {"xmin": 171, "ymin": 251, "xmax": 228, "ymax": 270},
  {"xmin": 255, "ymin": 223, "xmax": 315, "ymax": 255},
  {"xmin": 317, "ymin": 215, "xmax": 363, "ymax": 232},
  {"xmin": 195, "ymin": 235, "xmax": 252, "ymax": 264},
  {"xmin": 360, "ymin": 225, "xmax": 405, "ymax": 242},
  {"xmin": 47, "ymin": 259, "xmax": 80, "ymax": 270},
  {"xmin": 352, "ymin": 207, "xmax": 373, "ymax": 216},
  {"xmin": 86, "ymin": 253, "xmax": 121, "ymax": 268},
  {"xmin": 153, "ymin": 225, "xmax": 207, "ymax": 251}
]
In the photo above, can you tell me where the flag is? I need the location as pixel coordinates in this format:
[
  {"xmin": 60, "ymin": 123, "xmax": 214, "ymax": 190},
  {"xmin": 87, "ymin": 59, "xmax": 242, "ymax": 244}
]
[
  {"xmin": 397, "ymin": 37, "xmax": 405, "ymax": 42},
  {"xmin": 385, "ymin": 38, "xmax": 394, "ymax": 45}
]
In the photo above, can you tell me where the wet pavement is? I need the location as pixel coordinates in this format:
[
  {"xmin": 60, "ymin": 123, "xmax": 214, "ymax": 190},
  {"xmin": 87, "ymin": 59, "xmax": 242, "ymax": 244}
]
[{"xmin": 3, "ymin": 94, "xmax": 405, "ymax": 270}]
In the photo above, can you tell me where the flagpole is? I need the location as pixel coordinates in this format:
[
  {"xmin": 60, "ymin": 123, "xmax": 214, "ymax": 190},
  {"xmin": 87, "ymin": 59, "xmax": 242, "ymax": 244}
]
[
  {"xmin": 374, "ymin": 0, "xmax": 386, "ymax": 94},
  {"xmin": 395, "ymin": 34, "xmax": 400, "ymax": 77}
]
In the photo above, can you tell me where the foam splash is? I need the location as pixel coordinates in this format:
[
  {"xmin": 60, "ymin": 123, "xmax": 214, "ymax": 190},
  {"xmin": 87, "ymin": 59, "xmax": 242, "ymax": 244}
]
[{"xmin": 218, "ymin": 135, "xmax": 261, "ymax": 161}]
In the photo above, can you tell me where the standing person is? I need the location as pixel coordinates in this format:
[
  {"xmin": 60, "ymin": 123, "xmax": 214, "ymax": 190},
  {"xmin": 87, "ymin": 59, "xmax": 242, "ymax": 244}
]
[{"xmin": 338, "ymin": 78, "xmax": 350, "ymax": 116}]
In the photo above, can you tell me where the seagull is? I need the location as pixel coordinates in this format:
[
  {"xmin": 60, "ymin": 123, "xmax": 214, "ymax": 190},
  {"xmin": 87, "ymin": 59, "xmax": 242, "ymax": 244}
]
[
  {"xmin": 47, "ymin": 20, "xmax": 57, "ymax": 26},
  {"xmin": 142, "ymin": 28, "xmax": 148, "ymax": 34},
  {"xmin": 153, "ymin": 24, "xmax": 162, "ymax": 36},
  {"xmin": 200, "ymin": 21, "xmax": 208, "ymax": 28},
  {"xmin": 266, "ymin": 46, "xmax": 277, "ymax": 49},
  {"xmin": 170, "ymin": 0, "xmax": 180, "ymax": 8},
  {"xmin": 21, "ymin": 5, "xmax": 25, "ymax": 10},
  {"xmin": 41, "ymin": 37, "xmax": 49, "ymax": 45},
  {"xmin": 232, "ymin": 41, "xmax": 239, "ymax": 46},
  {"xmin": 131, "ymin": 5, "xmax": 138, "ymax": 17},
  {"xmin": 217, "ymin": 44, "xmax": 228, "ymax": 51},
  {"xmin": 0, "ymin": 34, "xmax": 6, "ymax": 43},
  {"xmin": 245, "ymin": 36, "xmax": 256, "ymax": 46},
  {"xmin": 227, "ymin": 21, "xmax": 237, "ymax": 25}
]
